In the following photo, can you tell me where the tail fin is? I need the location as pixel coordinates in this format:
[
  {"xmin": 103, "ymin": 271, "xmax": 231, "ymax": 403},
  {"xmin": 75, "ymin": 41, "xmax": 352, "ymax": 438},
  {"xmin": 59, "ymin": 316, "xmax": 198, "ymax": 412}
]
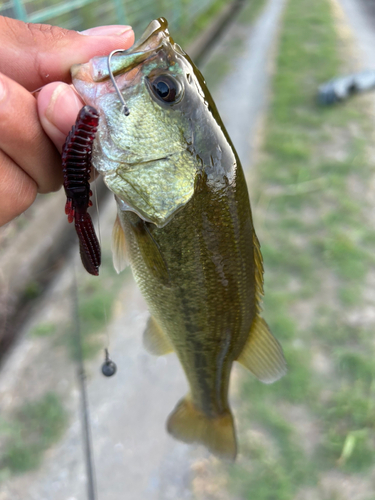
[{"xmin": 167, "ymin": 396, "xmax": 237, "ymax": 460}]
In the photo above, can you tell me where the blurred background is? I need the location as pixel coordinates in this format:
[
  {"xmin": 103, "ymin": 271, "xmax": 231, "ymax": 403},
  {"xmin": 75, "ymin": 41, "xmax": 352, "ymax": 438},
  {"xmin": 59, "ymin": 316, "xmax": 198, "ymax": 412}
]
[
  {"xmin": 1, "ymin": 0, "xmax": 375, "ymax": 498},
  {"xmin": 0, "ymin": 0, "xmax": 229, "ymax": 45}
]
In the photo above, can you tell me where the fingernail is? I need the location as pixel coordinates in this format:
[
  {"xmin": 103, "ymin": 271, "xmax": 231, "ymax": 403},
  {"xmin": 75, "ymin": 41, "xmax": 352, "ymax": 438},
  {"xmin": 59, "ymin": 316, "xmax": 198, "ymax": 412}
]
[
  {"xmin": 46, "ymin": 83, "xmax": 83, "ymax": 134},
  {"xmin": 80, "ymin": 25, "xmax": 133, "ymax": 37}
]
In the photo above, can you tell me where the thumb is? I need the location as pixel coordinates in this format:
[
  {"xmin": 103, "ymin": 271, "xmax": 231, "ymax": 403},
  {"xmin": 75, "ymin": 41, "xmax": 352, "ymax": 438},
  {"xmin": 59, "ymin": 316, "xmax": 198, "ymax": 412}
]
[{"xmin": 0, "ymin": 17, "xmax": 134, "ymax": 91}]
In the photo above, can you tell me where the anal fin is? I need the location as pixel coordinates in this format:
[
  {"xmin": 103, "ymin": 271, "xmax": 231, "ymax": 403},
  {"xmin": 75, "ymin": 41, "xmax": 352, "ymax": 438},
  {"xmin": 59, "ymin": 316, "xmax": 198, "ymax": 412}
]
[
  {"xmin": 236, "ymin": 315, "xmax": 287, "ymax": 383},
  {"xmin": 143, "ymin": 316, "xmax": 173, "ymax": 356}
]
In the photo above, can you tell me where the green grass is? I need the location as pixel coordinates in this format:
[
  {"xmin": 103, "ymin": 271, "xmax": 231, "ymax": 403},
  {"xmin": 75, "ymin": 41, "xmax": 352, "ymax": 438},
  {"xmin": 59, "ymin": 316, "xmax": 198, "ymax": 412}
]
[
  {"xmin": 318, "ymin": 382, "xmax": 375, "ymax": 473},
  {"xmin": 64, "ymin": 249, "xmax": 130, "ymax": 360},
  {"xmin": 30, "ymin": 322, "xmax": 56, "ymax": 337},
  {"xmin": 222, "ymin": 0, "xmax": 375, "ymax": 496},
  {"xmin": 238, "ymin": 0, "xmax": 267, "ymax": 25},
  {"xmin": 23, "ymin": 281, "xmax": 42, "ymax": 300},
  {"xmin": 178, "ymin": 0, "xmax": 230, "ymax": 48},
  {"xmin": 231, "ymin": 406, "xmax": 316, "ymax": 499},
  {"xmin": 0, "ymin": 393, "xmax": 67, "ymax": 474}
]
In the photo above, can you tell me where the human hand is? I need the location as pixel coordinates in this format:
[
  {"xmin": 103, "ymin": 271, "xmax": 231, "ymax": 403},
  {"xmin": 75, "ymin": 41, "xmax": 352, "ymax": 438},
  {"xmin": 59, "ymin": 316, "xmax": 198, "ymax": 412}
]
[{"xmin": 0, "ymin": 16, "xmax": 134, "ymax": 226}]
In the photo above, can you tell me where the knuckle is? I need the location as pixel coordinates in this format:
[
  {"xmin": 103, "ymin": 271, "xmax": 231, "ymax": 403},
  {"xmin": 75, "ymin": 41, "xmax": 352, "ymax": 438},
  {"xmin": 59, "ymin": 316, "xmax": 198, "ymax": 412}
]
[
  {"xmin": 20, "ymin": 189, "xmax": 37, "ymax": 214},
  {"xmin": 28, "ymin": 24, "xmax": 70, "ymax": 83},
  {"xmin": 0, "ymin": 150, "xmax": 37, "ymax": 223},
  {"xmin": 16, "ymin": 176, "xmax": 37, "ymax": 212},
  {"xmin": 8, "ymin": 175, "xmax": 37, "ymax": 217},
  {"xmin": 0, "ymin": 15, "xmax": 20, "ymax": 39},
  {"xmin": 26, "ymin": 22, "xmax": 70, "ymax": 43}
]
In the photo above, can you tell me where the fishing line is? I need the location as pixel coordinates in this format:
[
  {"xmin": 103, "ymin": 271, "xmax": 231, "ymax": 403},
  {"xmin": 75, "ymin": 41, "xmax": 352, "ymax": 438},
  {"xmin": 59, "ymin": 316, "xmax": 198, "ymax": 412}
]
[
  {"xmin": 91, "ymin": 170, "xmax": 109, "ymax": 359},
  {"xmin": 93, "ymin": 170, "xmax": 102, "ymax": 248},
  {"xmin": 100, "ymin": 303, "xmax": 117, "ymax": 377},
  {"xmin": 0, "ymin": 268, "xmax": 9, "ymax": 340},
  {"xmin": 103, "ymin": 307, "xmax": 110, "ymax": 350},
  {"xmin": 72, "ymin": 267, "xmax": 97, "ymax": 500},
  {"xmin": 92, "ymin": 153, "xmax": 117, "ymax": 376}
]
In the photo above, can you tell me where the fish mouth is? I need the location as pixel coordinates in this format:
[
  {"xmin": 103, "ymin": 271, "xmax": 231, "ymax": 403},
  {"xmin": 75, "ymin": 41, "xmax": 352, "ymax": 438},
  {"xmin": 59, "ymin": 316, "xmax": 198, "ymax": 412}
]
[
  {"xmin": 71, "ymin": 18, "xmax": 172, "ymax": 84},
  {"xmin": 131, "ymin": 17, "xmax": 171, "ymax": 52}
]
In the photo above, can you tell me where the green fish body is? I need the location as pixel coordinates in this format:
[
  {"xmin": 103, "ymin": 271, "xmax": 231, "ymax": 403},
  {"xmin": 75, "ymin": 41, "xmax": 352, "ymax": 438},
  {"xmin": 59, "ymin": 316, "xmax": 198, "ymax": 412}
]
[{"xmin": 72, "ymin": 18, "xmax": 286, "ymax": 459}]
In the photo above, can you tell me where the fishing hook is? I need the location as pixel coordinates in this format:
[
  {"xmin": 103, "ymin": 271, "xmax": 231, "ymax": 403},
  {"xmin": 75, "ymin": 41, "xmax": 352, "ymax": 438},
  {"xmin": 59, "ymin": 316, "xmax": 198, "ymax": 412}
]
[{"xmin": 107, "ymin": 49, "xmax": 130, "ymax": 116}]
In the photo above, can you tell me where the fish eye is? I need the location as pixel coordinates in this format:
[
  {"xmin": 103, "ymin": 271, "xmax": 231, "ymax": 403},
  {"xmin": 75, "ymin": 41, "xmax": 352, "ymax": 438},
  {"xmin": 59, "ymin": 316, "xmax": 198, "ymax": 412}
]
[{"xmin": 150, "ymin": 75, "xmax": 181, "ymax": 103}]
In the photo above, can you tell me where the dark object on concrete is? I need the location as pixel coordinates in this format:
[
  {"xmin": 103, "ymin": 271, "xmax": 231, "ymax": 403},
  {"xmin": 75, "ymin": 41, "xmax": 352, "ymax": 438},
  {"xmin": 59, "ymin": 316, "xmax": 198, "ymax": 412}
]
[
  {"xmin": 318, "ymin": 69, "xmax": 375, "ymax": 104},
  {"xmin": 101, "ymin": 348, "xmax": 117, "ymax": 377}
]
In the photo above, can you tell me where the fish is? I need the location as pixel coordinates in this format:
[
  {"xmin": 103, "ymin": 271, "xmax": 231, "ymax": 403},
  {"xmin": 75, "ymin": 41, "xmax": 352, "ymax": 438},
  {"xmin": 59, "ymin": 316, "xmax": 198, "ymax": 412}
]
[{"xmin": 71, "ymin": 18, "xmax": 287, "ymax": 460}]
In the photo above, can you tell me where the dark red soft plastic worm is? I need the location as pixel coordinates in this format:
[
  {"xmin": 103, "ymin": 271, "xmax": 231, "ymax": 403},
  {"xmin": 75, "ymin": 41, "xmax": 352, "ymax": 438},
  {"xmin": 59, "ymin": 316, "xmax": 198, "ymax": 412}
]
[{"xmin": 62, "ymin": 105, "xmax": 101, "ymax": 276}]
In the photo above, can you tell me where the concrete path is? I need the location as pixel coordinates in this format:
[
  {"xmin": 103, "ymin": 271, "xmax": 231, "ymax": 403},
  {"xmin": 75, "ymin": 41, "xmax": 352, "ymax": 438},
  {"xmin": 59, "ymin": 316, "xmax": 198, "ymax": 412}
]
[{"xmin": 338, "ymin": 0, "xmax": 375, "ymax": 69}]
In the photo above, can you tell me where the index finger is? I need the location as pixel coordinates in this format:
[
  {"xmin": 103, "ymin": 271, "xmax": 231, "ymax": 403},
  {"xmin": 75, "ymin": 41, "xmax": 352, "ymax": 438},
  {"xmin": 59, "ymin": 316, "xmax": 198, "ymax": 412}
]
[{"xmin": 0, "ymin": 17, "xmax": 134, "ymax": 91}]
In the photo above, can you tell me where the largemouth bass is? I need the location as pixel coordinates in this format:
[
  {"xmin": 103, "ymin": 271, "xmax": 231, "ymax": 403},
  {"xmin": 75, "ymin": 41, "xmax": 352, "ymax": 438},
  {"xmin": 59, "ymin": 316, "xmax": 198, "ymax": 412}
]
[{"xmin": 71, "ymin": 18, "xmax": 286, "ymax": 460}]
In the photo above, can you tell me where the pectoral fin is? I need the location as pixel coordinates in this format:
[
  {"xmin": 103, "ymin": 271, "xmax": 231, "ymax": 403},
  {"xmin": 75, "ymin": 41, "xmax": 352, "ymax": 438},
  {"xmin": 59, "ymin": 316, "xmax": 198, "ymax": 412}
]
[
  {"xmin": 112, "ymin": 214, "xmax": 129, "ymax": 273},
  {"xmin": 131, "ymin": 220, "xmax": 170, "ymax": 286},
  {"xmin": 167, "ymin": 396, "xmax": 237, "ymax": 461},
  {"xmin": 143, "ymin": 316, "xmax": 173, "ymax": 355},
  {"xmin": 237, "ymin": 315, "xmax": 287, "ymax": 383}
]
